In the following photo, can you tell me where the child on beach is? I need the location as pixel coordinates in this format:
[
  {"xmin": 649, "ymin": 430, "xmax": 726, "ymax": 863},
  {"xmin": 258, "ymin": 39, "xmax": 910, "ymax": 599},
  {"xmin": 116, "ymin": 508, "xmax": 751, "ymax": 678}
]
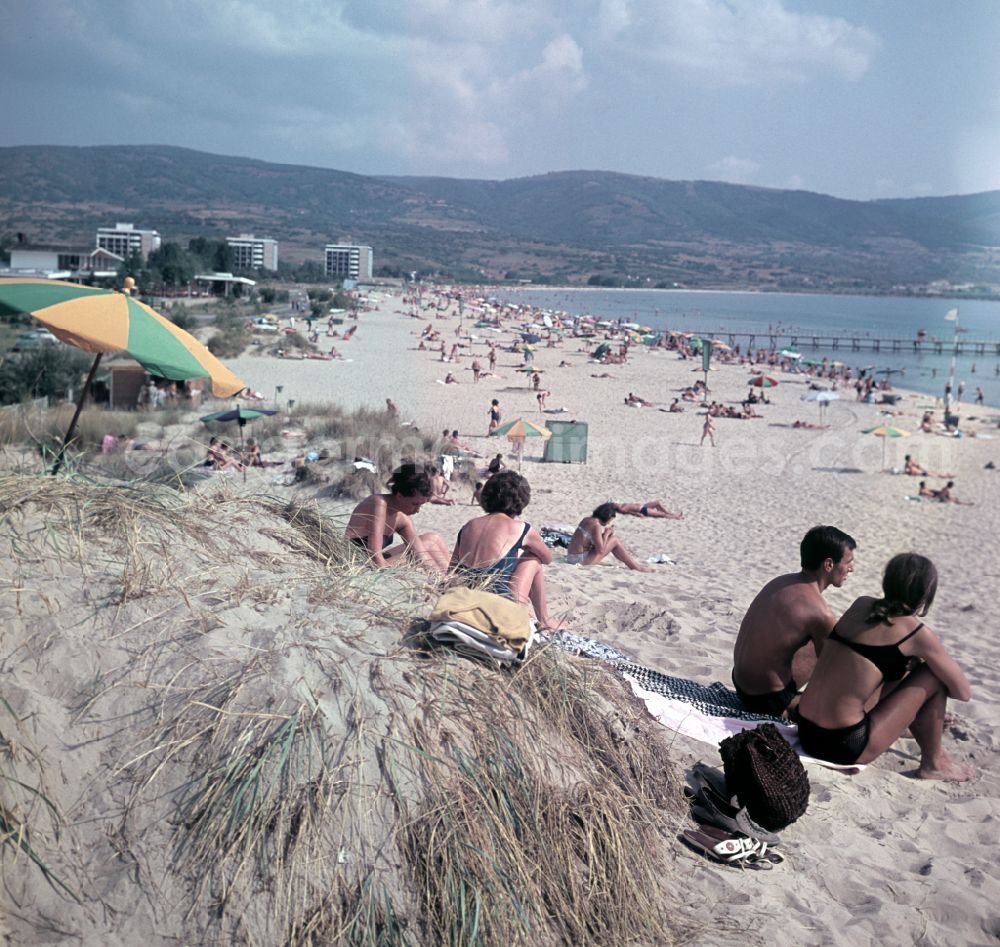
[
  {"xmin": 488, "ymin": 399, "xmax": 502, "ymax": 435},
  {"xmin": 345, "ymin": 463, "xmax": 451, "ymax": 571},
  {"xmin": 450, "ymin": 471, "xmax": 568, "ymax": 630},
  {"xmin": 795, "ymin": 553, "xmax": 974, "ymax": 780},
  {"xmin": 566, "ymin": 503, "xmax": 653, "ymax": 572}
]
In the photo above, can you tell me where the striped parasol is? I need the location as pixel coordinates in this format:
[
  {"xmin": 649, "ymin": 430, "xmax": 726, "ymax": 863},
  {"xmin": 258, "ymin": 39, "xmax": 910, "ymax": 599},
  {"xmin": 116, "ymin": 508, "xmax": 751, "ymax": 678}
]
[{"xmin": 0, "ymin": 278, "xmax": 246, "ymax": 472}]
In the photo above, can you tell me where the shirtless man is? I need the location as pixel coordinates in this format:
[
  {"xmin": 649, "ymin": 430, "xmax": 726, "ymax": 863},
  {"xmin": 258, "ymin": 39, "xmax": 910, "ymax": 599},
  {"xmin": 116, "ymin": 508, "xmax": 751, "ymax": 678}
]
[{"xmin": 732, "ymin": 525, "xmax": 856, "ymax": 716}]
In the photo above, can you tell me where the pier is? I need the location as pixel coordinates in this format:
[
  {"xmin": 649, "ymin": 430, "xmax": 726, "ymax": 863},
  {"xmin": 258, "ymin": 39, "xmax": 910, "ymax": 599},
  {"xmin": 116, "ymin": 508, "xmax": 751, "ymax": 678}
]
[{"xmin": 683, "ymin": 329, "xmax": 1000, "ymax": 356}]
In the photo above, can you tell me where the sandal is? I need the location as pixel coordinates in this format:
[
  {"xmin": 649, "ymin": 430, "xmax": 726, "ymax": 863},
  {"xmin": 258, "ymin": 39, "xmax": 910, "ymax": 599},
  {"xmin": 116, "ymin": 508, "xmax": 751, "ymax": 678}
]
[
  {"xmin": 681, "ymin": 824, "xmax": 785, "ymax": 869},
  {"xmin": 684, "ymin": 764, "xmax": 781, "ymax": 845}
]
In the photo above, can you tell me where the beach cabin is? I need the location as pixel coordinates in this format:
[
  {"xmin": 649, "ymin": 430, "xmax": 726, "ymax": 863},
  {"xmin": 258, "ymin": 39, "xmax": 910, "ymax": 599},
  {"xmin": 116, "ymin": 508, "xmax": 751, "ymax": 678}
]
[
  {"xmin": 107, "ymin": 360, "xmax": 205, "ymax": 409},
  {"xmin": 542, "ymin": 420, "xmax": 588, "ymax": 463}
]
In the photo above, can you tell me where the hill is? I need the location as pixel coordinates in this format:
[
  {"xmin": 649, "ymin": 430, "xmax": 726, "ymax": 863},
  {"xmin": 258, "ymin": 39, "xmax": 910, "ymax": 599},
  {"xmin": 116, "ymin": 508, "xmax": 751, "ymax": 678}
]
[{"xmin": 2, "ymin": 144, "xmax": 999, "ymax": 291}]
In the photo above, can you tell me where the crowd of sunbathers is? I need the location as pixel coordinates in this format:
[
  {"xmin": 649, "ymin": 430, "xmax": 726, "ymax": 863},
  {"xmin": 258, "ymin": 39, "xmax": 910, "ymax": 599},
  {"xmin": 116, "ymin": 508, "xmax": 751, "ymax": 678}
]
[
  {"xmin": 345, "ymin": 462, "xmax": 684, "ymax": 631},
  {"xmin": 203, "ymin": 436, "xmax": 266, "ymax": 471},
  {"xmin": 346, "ymin": 473, "xmax": 974, "ymax": 780}
]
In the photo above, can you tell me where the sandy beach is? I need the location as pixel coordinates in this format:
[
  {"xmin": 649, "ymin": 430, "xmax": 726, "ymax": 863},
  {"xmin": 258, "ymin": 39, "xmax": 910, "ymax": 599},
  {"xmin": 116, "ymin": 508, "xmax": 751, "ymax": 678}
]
[
  {"xmin": 226, "ymin": 290, "xmax": 999, "ymax": 943},
  {"xmin": 2, "ymin": 288, "xmax": 997, "ymax": 945}
]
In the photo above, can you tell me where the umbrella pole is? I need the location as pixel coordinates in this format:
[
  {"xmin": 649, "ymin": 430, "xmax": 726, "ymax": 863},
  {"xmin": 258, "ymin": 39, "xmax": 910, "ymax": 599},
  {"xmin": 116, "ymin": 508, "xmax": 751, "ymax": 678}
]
[
  {"xmin": 51, "ymin": 353, "xmax": 102, "ymax": 476},
  {"xmin": 238, "ymin": 418, "xmax": 247, "ymax": 483}
]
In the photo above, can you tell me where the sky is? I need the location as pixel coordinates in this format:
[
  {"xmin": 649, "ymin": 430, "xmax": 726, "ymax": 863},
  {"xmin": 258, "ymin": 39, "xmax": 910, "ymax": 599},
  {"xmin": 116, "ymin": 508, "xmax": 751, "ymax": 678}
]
[{"xmin": 2, "ymin": 0, "xmax": 998, "ymax": 200}]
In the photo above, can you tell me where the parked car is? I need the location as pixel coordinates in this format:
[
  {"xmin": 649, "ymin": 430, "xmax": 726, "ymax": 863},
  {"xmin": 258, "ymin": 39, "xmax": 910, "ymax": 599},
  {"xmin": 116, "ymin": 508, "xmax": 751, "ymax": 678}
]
[{"xmin": 11, "ymin": 329, "xmax": 59, "ymax": 351}]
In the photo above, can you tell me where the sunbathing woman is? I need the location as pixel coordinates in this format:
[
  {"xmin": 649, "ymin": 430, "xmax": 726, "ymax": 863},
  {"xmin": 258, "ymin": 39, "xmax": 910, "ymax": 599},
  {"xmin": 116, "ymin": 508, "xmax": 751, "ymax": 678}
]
[
  {"xmin": 795, "ymin": 553, "xmax": 974, "ymax": 780},
  {"xmin": 345, "ymin": 463, "xmax": 450, "ymax": 571},
  {"xmin": 450, "ymin": 471, "xmax": 568, "ymax": 630},
  {"xmin": 566, "ymin": 503, "xmax": 653, "ymax": 572},
  {"xmin": 614, "ymin": 500, "xmax": 683, "ymax": 520}
]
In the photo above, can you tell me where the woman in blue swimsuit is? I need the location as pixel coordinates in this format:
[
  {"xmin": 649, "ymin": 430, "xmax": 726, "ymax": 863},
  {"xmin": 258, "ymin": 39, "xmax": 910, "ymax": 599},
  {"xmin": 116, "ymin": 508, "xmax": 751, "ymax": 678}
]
[
  {"xmin": 796, "ymin": 553, "xmax": 974, "ymax": 780},
  {"xmin": 345, "ymin": 463, "xmax": 450, "ymax": 571},
  {"xmin": 450, "ymin": 471, "xmax": 567, "ymax": 630}
]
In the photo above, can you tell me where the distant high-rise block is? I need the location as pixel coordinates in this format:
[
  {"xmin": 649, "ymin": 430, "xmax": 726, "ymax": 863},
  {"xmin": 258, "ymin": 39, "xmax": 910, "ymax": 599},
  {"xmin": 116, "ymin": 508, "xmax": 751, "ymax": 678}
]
[
  {"xmin": 324, "ymin": 244, "xmax": 373, "ymax": 280},
  {"xmin": 96, "ymin": 222, "xmax": 161, "ymax": 261},
  {"xmin": 227, "ymin": 234, "xmax": 279, "ymax": 271}
]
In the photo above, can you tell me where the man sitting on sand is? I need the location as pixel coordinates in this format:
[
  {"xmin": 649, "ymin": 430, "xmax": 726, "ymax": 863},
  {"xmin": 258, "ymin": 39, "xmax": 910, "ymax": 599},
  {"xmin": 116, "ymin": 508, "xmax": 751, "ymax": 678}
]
[
  {"xmin": 732, "ymin": 525, "xmax": 857, "ymax": 716},
  {"xmin": 935, "ymin": 481, "xmax": 972, "ymax": 504},
  {"xmin": 345, "ymin": 463, "xmax": 451, "ymax": 571},
  {"xmin": 566, "ymin": 503, "xmax": 653, "ymax": 572}
]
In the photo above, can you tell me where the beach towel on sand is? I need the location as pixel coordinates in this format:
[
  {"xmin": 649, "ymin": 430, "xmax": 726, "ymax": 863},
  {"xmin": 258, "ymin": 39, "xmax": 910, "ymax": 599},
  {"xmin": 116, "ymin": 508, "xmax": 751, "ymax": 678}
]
[
  {"xmin": 546, "ymin": 631, "xmax": 863, "ymax": 771},
  {"xmin": 430, "ymin": 587, "xmax": 532, "ymax": 651}
]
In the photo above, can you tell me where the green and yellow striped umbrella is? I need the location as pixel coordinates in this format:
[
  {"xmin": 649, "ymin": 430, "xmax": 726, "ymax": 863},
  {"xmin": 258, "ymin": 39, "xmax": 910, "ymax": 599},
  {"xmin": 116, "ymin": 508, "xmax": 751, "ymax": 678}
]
[
  {"xmin": 492, "ymin": 418, "xmax": 552, "ymax": 439},
  {"xmin": 0, "ymin": 278, "xmax": 245, "ymax": 396},
  {"xmin": 0, "ymin": 278, "xmax": 246, "ymax": 472}
]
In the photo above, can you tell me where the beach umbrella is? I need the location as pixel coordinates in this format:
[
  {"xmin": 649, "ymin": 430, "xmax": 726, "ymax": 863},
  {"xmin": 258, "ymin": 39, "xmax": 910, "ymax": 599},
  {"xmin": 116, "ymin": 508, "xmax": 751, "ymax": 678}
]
[
  {"xmin": 521, "ymin": 332, "xmax": 542, "ymax": 343},
  {"xmin": 492, "ymin": 418, "xmax": 552, "ymax": 439},
  {"xmin": 516, "ymin": 365, "xmax": 544, "ymax": 373},
  {"xmin": 0, "ymin": 278, "xmax": 246, "ymax": 474},
  {"xmin": 750, "ymin": 375, "xmax": 779, "ymax": 387},
  {"xmin": 711, "ymin": 339, "xmax": 732, "ymax": 351},
  {"xmin": 800, "ymin": 389, "xmax": 840, "ymax": 419},
  {"xmin": 863, "ymin": 424, "xmax": 911, "ymax": 469},
  {"xmin": 801, "ymin": 390, "xmax": 840, "ymax": 403},
  {"xmin": 688, "ymin": 338, "xmax": 704, "ymax": 350},
  {"xmin": 201, "ymin": 406, "xmax": 277, "ymax": 481},
  {"xmin": 800, "ymin": 357, "xmax": 823, "ymax": 367},
  {"xmin": 780, "ymin": 348, "xmax": 801, "ymax": 359},
  {"xmin": 491, "ymin": 417, "xmax": 551, "ymax": 468},
  {"xmin": 592, "ymin": 342, "xmax": 611, "ymax": 359}
]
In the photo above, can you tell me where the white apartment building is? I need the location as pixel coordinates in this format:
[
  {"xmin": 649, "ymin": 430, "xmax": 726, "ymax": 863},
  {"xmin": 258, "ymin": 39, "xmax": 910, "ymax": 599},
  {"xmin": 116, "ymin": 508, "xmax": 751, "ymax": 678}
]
[
  {"xmin": 227, "ymin": 234, "xmax": 278, "ymax": 271},
  {"xmin": 96, "ymin": 222, "xmax": 161, "ymax": 261},
  {"xmin": 324, "ymin": 244, "xmax": 373, "ymax": 281}
]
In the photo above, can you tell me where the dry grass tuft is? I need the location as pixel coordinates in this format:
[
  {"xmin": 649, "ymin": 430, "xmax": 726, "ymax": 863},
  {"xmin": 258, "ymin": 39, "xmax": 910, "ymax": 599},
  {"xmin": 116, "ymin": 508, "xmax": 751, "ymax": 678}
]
[{"xmin": 0, "ymin": 471, "xmax": 692, "ymax": 945}]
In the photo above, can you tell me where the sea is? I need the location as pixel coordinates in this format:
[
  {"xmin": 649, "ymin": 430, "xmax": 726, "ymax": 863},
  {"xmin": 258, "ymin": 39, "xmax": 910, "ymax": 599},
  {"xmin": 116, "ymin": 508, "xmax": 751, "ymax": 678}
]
[{"xmin": 488, "ymin": 289, "xmax": 1000, "ymax": 408}]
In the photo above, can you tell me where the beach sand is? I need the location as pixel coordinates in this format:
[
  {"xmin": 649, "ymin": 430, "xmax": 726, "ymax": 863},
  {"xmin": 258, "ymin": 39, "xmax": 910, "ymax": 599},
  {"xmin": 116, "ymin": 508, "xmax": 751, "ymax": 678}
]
[
  {"xmin": 3, "ymin": 289, "xmax": 998, "ymax": 944},
  {"xmin": 227, "ymin": 291, "xmax": 1000, "ymax": 944}
]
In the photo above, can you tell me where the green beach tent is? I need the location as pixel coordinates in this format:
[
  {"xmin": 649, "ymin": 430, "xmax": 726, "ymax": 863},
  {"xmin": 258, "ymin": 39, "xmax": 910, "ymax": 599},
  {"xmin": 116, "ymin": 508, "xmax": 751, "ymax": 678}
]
[{"xmin": 542, "ymin": 420, "xmax": 588, "ymax": 463}]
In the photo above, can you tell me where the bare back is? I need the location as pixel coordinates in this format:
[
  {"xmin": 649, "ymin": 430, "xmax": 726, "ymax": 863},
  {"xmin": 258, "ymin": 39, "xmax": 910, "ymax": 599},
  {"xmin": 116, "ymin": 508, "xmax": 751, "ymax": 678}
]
[{"xmin": 733, "ymin": 572, "xmax": 837, "ymax": 695}]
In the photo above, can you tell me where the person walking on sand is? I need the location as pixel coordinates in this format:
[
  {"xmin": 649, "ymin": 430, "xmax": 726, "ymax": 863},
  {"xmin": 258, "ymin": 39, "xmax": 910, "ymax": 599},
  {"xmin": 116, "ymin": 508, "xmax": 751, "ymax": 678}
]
[
  {"xmin": 451, "ymin": 471, "xmax": 568, "ymax": 630},
  {"xmin": 472, "ymin": 359, "xmax": 482, "ymax": 383},
  {"xmin": 796, "ymin": 553, "xmax": 974, "ymax": 780},
  {"xmin": 488, "ymin": 398, "xmax": 502, "ymax": 435},
  {"xmin": 345, "ymin": 463, "xmax": 451, "ymax": 572},
  {"xmin": 700, "ymin": 413, "xmax": 716, "ymax": 447},
  {"xmin": 566, "ymin": 503, "xmax": 653, "ymax": 572},
  {"xmin": 732, "ymin": 525, "xmax": 856, "ymax": 716},
  {"xmin": 488, "ymin": 344, "xmax": 497, "ymax": 372}
]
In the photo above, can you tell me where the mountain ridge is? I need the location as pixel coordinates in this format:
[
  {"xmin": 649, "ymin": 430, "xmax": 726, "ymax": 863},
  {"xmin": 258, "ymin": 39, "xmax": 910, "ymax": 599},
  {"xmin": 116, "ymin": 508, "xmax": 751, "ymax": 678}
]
[{"xmin": 2, "ymin": 145, "xmax": 998, "ymax": 291}]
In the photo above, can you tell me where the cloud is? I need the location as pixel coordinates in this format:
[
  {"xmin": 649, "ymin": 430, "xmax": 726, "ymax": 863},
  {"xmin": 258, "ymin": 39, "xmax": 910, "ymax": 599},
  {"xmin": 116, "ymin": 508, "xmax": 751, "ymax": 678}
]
[
  {"xmin": 706, "ymin": 155, "xmax": 761, "ymax": 183},
  {"xmin": 594, "ymin": 0, "xmax": 879, "ymax": 85}
]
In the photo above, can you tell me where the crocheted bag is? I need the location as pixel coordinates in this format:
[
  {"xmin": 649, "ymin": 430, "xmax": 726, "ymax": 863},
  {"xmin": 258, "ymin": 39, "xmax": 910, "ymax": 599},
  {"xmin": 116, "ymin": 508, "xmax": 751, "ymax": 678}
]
[{"xmin": 719, "ymin": 723, "xmax": 810, "ymax": 832}]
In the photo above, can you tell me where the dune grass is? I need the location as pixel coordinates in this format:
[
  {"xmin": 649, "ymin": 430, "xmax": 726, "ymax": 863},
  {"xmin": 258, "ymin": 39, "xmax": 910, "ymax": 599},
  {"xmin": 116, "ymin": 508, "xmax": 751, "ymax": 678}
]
[{"xmin": 0, "ymin": 470, "xmax": 691, "ymax": 945}]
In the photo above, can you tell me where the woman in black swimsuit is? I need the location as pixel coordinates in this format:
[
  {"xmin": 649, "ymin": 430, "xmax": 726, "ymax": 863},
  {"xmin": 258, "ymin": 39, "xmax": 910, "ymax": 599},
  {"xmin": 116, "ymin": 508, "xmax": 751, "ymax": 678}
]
[{"xmin": 796, "ymin": 553, "xmax": 974, "ymax": 781}]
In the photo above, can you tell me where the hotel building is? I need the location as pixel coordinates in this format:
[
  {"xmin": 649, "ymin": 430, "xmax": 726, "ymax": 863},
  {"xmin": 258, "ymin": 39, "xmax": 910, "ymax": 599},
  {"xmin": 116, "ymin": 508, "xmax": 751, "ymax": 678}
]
[
  {"xmin": 227, "ymin": 234, "xmax": 279, "ymax": 271},
  {"xmin": 324, "ymin": 244, "xmax": 373, "ymax": 281},
  {"xmin": 96, "ymin": 222, "xmax": 161, "ymax": 261}
]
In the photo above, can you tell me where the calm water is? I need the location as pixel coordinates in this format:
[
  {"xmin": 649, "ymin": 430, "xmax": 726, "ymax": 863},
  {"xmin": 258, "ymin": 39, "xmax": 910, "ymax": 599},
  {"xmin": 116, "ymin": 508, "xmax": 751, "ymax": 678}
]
[{"xmin": 492, "ymin": 289, "xmax": 1000, "ymax": 407}]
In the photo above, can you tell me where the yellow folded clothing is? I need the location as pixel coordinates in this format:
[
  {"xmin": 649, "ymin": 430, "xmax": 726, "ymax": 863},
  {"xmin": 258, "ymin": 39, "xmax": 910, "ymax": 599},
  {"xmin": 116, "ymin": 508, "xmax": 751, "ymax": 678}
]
[{"xmin": 430, "ymin": 587, "xmax": 532, "ymax": 651}]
